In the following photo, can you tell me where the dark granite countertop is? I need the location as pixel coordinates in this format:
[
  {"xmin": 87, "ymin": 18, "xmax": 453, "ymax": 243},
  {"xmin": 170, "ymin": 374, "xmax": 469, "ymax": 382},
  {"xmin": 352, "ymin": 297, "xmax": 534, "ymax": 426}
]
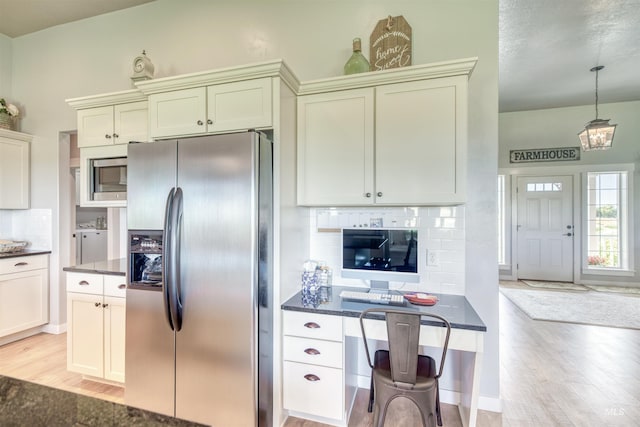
[
  {"xmin": 63, "ymin": 258, "xmax": 126, "ymax": 276},
  {"xmin": 0, "ymin": 250, "xmax": 51, "ymax": 259},
  {"xmin": 282, "ymin": 286, "xmax": 487, "ymax": 332},
  {"xmin": 0, "ymin": 375, "xmax": 205, "ymax": 426}
]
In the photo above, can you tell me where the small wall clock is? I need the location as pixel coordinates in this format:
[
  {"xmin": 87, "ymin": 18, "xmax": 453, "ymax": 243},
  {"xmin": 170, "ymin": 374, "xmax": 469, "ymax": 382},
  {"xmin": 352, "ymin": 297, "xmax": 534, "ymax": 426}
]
[{"xmin": 131, "ymin": 50, "xmax": 155, "ymax": 82}]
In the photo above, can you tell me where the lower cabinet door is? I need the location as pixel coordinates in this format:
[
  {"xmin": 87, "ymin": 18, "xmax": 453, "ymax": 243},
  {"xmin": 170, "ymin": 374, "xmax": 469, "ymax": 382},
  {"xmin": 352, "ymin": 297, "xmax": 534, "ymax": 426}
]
[
  {"xmin": 0, "ymin": 269, "xmax": 48, "ymax": 337},
  {"xmin": 67, "ymin": 292, "xmax": 104, "ymax": 377},
  {"xmin": 283, "ymin": 360, "xmax": 343, "ymax": 420},
  {"xmin": 103, "ymin": 296, "xmax": 126, "ymax": 382}
]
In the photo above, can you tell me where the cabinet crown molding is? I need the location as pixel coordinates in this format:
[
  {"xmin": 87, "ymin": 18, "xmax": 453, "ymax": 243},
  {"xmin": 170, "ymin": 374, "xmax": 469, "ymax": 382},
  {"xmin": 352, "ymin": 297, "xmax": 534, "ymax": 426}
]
[
  {"xmin": 298, "ymin": 57, "xmax": 478, "ymax": 96},
  {"xmin": 0, "ymin": 128, "xmax": 33, "ymax": 142},
  {"xmin": 135, "ymin": 59, "xmax": 300, "ymax": 95},
  {"xmin": 66, "ymin": 90, "xmax": 147, "ymax": 110}
]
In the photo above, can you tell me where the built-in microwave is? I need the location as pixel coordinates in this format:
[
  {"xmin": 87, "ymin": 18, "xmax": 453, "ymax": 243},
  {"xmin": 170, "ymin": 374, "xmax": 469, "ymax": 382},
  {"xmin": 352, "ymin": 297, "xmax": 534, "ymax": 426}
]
[{"xmin": 90, "ymin": 157, "xmax": 127, "ymax": 201}]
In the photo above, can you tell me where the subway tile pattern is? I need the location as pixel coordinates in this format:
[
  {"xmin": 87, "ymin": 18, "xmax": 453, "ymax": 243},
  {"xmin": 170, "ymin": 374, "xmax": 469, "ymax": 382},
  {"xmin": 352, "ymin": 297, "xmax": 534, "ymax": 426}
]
[
  {"xmin": 310, "ymin": 207, "xmax": 466, "ymax": 295},
  {"xmin": 0, "ymin": 209, "xmax": 52, "ymax": 250}
]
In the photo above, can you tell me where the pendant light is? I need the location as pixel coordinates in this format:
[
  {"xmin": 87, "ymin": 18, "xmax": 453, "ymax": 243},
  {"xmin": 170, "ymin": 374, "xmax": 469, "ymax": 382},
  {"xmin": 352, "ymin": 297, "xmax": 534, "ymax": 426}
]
[{"xmin": 578, "ymin": 65, "xmax": 617, "ymax": 151}]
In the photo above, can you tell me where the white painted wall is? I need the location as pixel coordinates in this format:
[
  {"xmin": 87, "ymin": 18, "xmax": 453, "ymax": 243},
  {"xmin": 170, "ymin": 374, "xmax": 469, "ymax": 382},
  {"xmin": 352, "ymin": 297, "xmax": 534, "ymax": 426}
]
[
  {"xmin": 0, "ymin": 33, "xmax": 12, "ymax": 99},
  {"xmin": 500, "ymin": 101, "xmax": 640, "ymax": 284},
  {"xmin": 6, "ymin": 0, "xmax": 499, "ymax": 407}
]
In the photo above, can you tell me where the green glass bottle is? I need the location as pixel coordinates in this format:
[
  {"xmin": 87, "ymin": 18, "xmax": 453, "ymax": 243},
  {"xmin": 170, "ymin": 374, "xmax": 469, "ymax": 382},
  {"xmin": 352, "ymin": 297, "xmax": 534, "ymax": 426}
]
[{"xmin": 344, "ymin": 38, "xmax": 370, "ymax": 75}]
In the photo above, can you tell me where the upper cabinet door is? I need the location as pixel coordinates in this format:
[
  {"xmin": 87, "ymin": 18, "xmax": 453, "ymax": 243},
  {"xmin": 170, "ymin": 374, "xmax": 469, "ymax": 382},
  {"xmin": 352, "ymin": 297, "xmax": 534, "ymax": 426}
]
[
  {"xmin": 77, "ymin": 106, "xmax": 114, "ymax": 148},
  {"xmin": 148, "ymin": 87, "xmax": 207, "ymax": 139},
  {"xmin": 375, "ymin": 77, "xmax": 467, "ymax": 205},
  {"xmin": 114, "ymin": 101, "xmax": 148, "ymax": 144},
  {"xmin": 297, "ymin": 88, "xmax": 374, "ymax": 206},
  {"xmin": 206, "ymin": 78, "xmax": 272, "ymax": 133},
  {"xmin": 0, "ymin": 132, "xmax": 30, "ymax": 209}
]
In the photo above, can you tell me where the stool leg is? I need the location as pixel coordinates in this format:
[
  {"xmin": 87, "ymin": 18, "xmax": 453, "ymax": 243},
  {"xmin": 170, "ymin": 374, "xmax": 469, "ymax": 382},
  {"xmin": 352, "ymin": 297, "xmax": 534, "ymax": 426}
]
[{"xmin": 368, "ymin": 373, "xmax": 374, "ymax": 413}]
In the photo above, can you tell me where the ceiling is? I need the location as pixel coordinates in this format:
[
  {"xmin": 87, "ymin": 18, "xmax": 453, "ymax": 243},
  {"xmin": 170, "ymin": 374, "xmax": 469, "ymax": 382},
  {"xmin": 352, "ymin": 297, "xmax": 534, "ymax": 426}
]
[{"xmin": 1, "ymin": 0, "xmax": 639, "ymax": 113}]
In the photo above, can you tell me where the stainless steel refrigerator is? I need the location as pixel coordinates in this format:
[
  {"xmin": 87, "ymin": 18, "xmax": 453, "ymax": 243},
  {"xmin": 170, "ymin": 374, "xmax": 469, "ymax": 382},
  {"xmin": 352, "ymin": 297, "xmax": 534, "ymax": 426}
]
[{"xmin": 125, "ymin": 131, "xmax": 273, "ymax": 427}]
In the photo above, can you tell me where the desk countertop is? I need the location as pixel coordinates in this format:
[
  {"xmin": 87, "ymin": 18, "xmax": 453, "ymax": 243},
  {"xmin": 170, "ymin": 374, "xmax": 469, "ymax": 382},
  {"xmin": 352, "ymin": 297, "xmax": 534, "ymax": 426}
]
[
  {"xmin": 0, "ymin": 375, "xmax": 204, "ymax": 426},
  {"xmin": 281, "ymin": 286, "xmax": 487, "ymax": 332},
  {"xmin": 63, "ymin": 258, "xmax": 126, "ymax": 276}
]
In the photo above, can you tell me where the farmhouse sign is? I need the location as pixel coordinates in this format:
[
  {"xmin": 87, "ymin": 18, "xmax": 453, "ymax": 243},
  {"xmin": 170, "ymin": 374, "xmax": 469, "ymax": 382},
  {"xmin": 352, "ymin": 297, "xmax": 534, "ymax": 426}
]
[
  {"xmin": 510, "ymin": 147, "xmax": 581, "ymax": 163},
  {"xmin": 370, "ymin": 15, "xmax": 412, "ymax": 71}
]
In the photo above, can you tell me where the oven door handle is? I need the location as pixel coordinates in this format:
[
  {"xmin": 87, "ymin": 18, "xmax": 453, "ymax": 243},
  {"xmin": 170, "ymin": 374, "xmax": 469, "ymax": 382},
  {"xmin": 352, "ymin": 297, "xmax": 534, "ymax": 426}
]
[{"xmin": 162, "ymin": 187, "xmax": 176, "ymax": 331}]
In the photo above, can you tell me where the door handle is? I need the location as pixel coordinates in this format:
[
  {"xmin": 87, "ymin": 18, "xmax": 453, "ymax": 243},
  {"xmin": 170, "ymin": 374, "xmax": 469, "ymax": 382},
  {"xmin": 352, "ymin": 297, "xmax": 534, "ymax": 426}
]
[
  {"xmin": 563, "ymin": 233, "xmax": 572, "ymax": 236},
  {"xmin": 163, "ymin": 187, "xmax": 176, "ymax": 331},
  {"xmin": 168, "ymin": 187, "xmax": 184, "ymax": 332}
]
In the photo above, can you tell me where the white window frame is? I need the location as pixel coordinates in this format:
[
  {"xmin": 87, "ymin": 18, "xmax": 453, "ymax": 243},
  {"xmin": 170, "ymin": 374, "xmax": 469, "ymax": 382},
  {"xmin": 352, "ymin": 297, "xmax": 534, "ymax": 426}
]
[
  {"xmin": 497, "ymin": 174, "xmax": 509, "ymax": 267},
  {"xmin": 581, "ymin": 168, "xmax": 635, "ymax": 276}
]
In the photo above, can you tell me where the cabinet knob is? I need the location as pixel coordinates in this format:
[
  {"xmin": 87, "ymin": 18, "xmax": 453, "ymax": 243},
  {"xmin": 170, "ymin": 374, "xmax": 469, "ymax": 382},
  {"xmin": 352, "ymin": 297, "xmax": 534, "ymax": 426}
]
[
  {"xmin": 105, "ymin": 134, "xmax": 112, "ymax": 139},
  {"xmin": 365, "ymin": 192, "xmax": 372, "ymax": 198},
  {"xmin": 303, "ymin": 322, "xmax": 320, "ymax": 329},
  {"xmin": 304, "ymin": 348, "xmax": 320, "ymax": 356},
  {"xmin": 118, "ymin": 284, "xmax": 127, "ymax": 289},
  {"xmin": 303, "ymin": 374, "xmax": 320, "ymax": 382},
  {"xmin": 197, "ymin": 120, "xmax": 204, "ymax": 125},
  {"xmin": 79, "ymin": 280, "xmax": 90, "ymax": 286},
  {"xmin": 113, "ymin": 133, "xmax": 119, "ymax": 138},
  {"xmin": 207, "ymin": 119, "xmax": 213, "ymax": 125},
  {"xmin": 103, "ymin": 303, "xmax": 109, "ymax": 308},
  {"xmin": 94, "ymin": 302, "xmax": 101, "ymax": 307},
  {"xmin": 14, "ymin": 262, "xmax": 28, "ymax": 267},
  {"xmin": 377, "ymin": 192, "xmax": 383, "ymax": 197}
]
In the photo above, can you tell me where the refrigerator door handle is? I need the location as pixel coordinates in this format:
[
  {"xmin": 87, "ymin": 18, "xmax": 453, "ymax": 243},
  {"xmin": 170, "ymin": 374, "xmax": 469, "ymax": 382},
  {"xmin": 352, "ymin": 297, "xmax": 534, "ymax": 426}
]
[
  {"xmin": 162, "ymin": 187, "xmax": 176, "ymax": 331},
  {"xmin": 169, "ymin": 187, "xmax": 184, "ymax": 331}
]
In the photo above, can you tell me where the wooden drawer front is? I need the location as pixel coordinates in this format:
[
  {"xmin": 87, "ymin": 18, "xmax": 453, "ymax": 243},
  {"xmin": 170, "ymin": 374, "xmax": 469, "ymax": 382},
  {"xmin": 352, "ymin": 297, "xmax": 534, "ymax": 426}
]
[
  {"xmin": 104, "ymin": 275, "xmax": 127, "ymax": 298},
  {"xmin": 283, "ymin": 311, "xmax": 342, "ymax": 341},
  {"xmin": 0, "ymin": 255, "xmax": 48, "ymax": 274},
  {"xmin": 283, "ymin": 361, "xmax": 343, "ymax": 420},
  {"xmin": 66, "ymin": 272, "xmax": 103, "ymax": 295},
  {"xmin": 283, "ymin": 336, "xmax": 343, "ymax": 369}
]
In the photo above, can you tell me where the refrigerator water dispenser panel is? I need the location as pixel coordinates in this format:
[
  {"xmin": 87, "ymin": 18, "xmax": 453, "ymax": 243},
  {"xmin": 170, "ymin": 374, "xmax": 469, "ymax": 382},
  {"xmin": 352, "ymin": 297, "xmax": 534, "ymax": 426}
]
[{"xmin": 129, "ymin": 231, "xmax": 163, "ymax": 288}]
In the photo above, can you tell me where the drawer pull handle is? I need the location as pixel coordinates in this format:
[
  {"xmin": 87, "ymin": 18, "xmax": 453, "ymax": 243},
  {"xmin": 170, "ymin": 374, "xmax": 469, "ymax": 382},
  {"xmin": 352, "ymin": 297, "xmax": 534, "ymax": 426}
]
[
  {"xmin": 94, "ymin": 302, "xmax": 101, "ymax": 307},
  {"xmin": 304, "ymin": 348, "xmax": 320, "ymax": 356},
  {"xmin": 304, "ymin": 374, "xmax": 320, "ymax": 382},
  {"xmin": 79, "ymin": 280, "xmax": 90, "ymax": 286},
  {"xmin": 303, "ymin": 322, "xmax": 320, "ymax": 329},
  {"xmin": 118, "ymin": 284, "xmax": 127, "ymax": 289},
  {"xmin": 14, "ymin": 262, "xmax": 28, "ymax": 267}
]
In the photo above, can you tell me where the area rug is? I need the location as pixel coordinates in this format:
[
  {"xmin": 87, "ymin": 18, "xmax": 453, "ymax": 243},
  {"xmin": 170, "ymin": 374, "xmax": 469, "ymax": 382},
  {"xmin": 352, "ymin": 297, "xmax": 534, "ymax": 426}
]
[
  {"xmin": 585, "ymin": 285, "xmax": 640, "ymax": 295},
  {"xmin": 521, "ymin": 280, "xmax": 589, "ymax": 291},
  {"xmin": 500, "ymin": 287, "xmax": 640, "ymax": 330}
]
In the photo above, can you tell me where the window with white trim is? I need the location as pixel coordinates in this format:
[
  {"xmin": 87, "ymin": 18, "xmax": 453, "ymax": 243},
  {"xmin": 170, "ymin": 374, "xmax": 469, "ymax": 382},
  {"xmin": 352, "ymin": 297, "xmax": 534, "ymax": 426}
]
[
  {"xmin": 497, "ymin": 175, "xmax": 506, "ymax": 265},
  {"xmin": 585, "ymin": 171, "xmax": 629, "ymax": 270}
]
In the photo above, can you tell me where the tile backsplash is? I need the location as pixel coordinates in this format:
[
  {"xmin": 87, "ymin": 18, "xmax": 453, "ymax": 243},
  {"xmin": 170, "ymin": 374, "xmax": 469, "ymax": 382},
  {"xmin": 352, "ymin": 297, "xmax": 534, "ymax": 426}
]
[
  {"xmin": 309, "ymin": 207, "xmax": 466, "ymax": 295},
  {"xmin": 0, "ymin": 209, "xmax": 52, "ymax": 250}
]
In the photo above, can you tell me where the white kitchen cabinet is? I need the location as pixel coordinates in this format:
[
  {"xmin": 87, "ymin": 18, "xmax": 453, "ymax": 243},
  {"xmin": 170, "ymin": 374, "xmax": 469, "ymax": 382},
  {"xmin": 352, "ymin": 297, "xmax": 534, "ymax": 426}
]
[
  {"xmin": 148, "ymin": 78, "xmax": 272, "ymax": 139},
  {"xmin": 282, "ymin": 311, "xmax": 345, "ymax": 421},
  {"xmin": 0, "ymin": 129, "xmax": 31, "ymax": 209},
  {"xmin": 296, "ymin": 58, "xmax": 475, "ymax": 206},
  {"xmin": 297, "ymin": 88, "xmax": 374, "ymax": 206},
  {"xmin": 66, "ymin": 272, "xmax": 126, "ymax": 383},
  {"xmin": 77, "ymin": 101, "xmax": 148, "ymax": 148},
  {"xmin": 375, "ymin": 77, "xmax": 466, "ymax": 205},
  {"xmin": 0, "ymin": 254, "xmax": 49, "ymax": 338}
]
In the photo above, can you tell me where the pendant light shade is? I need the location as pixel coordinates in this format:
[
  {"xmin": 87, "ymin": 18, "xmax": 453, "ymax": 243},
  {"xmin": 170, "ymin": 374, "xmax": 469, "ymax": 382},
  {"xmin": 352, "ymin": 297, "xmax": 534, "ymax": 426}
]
[{"xmin": 578, "ymin": 66, "xmax": 616, "ymax": 151}]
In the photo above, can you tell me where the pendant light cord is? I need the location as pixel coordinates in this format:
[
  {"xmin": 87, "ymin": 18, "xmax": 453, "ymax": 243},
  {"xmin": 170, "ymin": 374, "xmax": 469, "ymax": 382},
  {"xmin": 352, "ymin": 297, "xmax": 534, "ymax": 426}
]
[{"xmin": 594, "ymin": 68, "xmax": 599, "ymax": 119}]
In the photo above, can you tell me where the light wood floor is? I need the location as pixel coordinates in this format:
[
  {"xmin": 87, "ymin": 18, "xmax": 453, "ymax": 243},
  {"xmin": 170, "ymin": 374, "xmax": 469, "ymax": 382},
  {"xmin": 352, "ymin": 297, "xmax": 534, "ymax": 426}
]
[
  {"xmin": 1, "ymin": 291, "xmax": 638, "ymax": 426},
  {"xmin": 0, "ymin": 332, "xmax": 124, "ymax": 404}
]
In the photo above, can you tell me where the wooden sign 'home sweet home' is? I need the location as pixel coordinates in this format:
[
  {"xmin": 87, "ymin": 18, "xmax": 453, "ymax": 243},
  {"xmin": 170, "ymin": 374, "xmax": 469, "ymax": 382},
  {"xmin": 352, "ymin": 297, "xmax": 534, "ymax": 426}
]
[{"xmin": 369, "ymin": 15, "xmax": 412, "ymax": 71}]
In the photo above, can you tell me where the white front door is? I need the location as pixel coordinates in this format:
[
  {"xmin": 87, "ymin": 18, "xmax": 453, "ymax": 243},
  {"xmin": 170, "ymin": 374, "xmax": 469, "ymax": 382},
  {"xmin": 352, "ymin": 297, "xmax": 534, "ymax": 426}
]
[{"xmin": 516, "ymin": 176, "xmax": 574, "ymax": 281}]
